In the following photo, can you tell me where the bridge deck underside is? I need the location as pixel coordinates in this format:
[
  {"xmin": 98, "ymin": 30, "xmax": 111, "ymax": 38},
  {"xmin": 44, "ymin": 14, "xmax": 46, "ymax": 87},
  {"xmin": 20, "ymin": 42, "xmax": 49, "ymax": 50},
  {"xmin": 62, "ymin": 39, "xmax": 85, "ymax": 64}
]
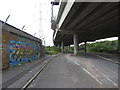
[{"xmin": 54, "ymin": 2, "xmax": 119, "ymax": 46}]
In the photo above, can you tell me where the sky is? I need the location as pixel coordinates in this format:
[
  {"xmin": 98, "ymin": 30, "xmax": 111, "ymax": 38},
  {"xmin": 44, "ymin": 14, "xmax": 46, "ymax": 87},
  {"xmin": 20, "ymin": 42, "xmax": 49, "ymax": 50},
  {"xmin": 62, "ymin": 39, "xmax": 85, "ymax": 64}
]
[
  {"xmin": 0, "ymin": 0, "xmax": 56, "ymax": 46},
  {"xmin": 0, "ymin": 0, "xmax": 118, "ymax": 46}
]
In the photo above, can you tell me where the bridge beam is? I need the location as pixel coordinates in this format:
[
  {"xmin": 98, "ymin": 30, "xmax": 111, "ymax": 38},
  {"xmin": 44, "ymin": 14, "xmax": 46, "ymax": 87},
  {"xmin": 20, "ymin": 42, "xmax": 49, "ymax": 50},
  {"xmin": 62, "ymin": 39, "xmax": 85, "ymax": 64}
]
[{"xmin": 74, "ymin": 33, "xmax": 79, "ymax": 56}]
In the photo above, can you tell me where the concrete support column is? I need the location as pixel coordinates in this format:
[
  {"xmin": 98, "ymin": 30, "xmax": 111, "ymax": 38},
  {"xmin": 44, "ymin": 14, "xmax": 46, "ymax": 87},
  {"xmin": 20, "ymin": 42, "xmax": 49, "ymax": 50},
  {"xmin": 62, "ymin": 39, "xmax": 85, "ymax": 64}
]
[
  {"xmin": 0, "ymin": 21, "xmax": 2, "ymax": 71},
  {"xmin": 85, "ymin": 41, "xmax": 87, "ymax": 53},
  {"xmin": 57, "ymin": 44, "xmax": 60, "ymax": 49},
  {"xmin": 68, "ymin": 45, "xmax": 70, "ymax": 51},
  {"xmin": 118, "ymin": 32, "xmax": 120, "ymax": 54},
  {"xmin": 61, "ymin": 42, "xmax": 64, "ymax": 53},
  {"xmin": 74, "ymin": 33, "xmax": 79, "ymax": 56},
  {"xmin": 59, "ymin": 44, "xmax": 61, "ymax": 50}
]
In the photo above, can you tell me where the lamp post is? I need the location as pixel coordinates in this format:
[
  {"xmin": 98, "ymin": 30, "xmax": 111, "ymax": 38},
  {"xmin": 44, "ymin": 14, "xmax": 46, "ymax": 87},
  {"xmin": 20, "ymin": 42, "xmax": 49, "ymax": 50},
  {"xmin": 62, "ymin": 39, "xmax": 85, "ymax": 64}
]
[
  {"xmin": 2, "ymin": 14, "xmax": 11, "ymax": 30},
  {"xmin": 39, "ymin": 36, "xmax": 45, "ymax": 46},
  {"xmin": 21, "ymin": 25, "xmax": 25, "ymax": 31},
  {"xmin": 34, "ymin": 33, "xmax": 36, "ymax": 36},
  {"xmin": 42, "ymin": 37, "xmax": 45, "ymax": 46},
  {"xmin": 39, "ymin": 36, "xmax": 45, "ymax": 57},
  {"xmin": 19, "ymin": 25, "xmax": 25, "ymax": 42}
]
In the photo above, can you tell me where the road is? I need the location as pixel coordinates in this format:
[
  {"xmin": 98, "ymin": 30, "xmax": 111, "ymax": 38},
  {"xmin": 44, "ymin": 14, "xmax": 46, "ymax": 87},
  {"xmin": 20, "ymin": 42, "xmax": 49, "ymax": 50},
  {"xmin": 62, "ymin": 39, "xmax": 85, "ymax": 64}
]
[
  {"xmin": 2, "ymin": 55, "xmax": 53, "ymax": 88},
  {"xmin": 27, "ymin": 53, "xmax": 118, "ymax": 88}
]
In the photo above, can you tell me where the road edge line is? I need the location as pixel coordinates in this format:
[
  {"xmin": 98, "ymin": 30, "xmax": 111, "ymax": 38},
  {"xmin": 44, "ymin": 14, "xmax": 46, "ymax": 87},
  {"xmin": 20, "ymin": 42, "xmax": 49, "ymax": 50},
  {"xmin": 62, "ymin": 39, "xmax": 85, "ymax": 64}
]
[
  {"xmin": 89, "ymin": 53, "xmax": 119, "ymax": 65},
  {"xmin": 21, "ymin": 53, "xmax": 61, "ymax": 89},
  {"xmin": 21, "ymin": 58, "xmax": 54, "ymax": 89}
]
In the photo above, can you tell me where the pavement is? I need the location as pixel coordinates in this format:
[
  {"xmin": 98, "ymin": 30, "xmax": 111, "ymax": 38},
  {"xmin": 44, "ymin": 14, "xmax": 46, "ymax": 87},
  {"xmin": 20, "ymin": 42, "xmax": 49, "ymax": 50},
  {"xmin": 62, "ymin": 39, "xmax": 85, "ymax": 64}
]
[
  {"xmin": 1, "ymin": 53, "xmax": 119, "ymax": 89},
  {"xmin": 27, "ymin": 53, "xmax": 119, "ymax": 88},
  {"xmin": 1, "ymin": 55, "xmax": 55, "ymax": 89},
  {"xmin": 88, "ymin": 52, "xmax": 119, "ymax": 64}
]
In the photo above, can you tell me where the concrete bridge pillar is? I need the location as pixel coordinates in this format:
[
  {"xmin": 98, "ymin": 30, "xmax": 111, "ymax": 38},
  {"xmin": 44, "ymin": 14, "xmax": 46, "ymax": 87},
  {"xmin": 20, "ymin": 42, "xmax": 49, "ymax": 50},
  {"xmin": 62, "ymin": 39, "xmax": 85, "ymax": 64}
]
[
  {"xmin": 118, "ymin": 31, "xmax": 120, "ymax": 65},
  {"xmin": 57, "ymin": 44, "xmax": 60, "ymax": 49},
  {"xmin": 74, "ymin": 33, "xmax": 79, "ymax": 56},
  {"xmin": 68, "ymin": 45, "xmax": 71, "ymax": 51},
  {"xmin": 85, "ymin": 41, "xmax": 87, "ymax": 53},
  {"xmin": 118, "ymin": 32, "xmax": 120, "ymax": 54},
  {"xmin": 61, "ymin": 42, "xmax": 64, "ymax": 53}
]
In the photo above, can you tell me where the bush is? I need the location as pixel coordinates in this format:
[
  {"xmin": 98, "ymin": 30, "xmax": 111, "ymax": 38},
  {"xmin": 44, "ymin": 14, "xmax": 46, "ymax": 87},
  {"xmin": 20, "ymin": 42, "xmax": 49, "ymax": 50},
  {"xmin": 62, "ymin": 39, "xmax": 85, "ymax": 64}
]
[
  {"xmin": 45, "ymin": 46, "xmax": 60, "ymax": 55},
  {"xmin": 79, "ymin": 40, "xmax": 118, "ymax": 54}
]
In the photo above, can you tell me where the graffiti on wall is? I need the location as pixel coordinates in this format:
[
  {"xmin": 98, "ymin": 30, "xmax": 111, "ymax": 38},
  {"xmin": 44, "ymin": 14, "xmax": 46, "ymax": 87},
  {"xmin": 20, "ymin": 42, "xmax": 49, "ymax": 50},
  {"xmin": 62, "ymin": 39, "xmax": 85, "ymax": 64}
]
[{"xmin": 10, "ymin": 40, "xmax": 40, "ymax": 66}]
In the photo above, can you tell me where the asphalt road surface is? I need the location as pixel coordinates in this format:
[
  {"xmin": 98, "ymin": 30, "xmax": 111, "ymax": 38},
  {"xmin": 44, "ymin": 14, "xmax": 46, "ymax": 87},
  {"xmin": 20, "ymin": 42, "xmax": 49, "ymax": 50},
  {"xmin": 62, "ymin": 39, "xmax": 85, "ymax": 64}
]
[
  {"xmin": 2, "ymin": 55, "xmax": 53, "ymax": 88},
  {"xmin": 27, "ymin": 53, "xmax": 118, "ymax": 88}
]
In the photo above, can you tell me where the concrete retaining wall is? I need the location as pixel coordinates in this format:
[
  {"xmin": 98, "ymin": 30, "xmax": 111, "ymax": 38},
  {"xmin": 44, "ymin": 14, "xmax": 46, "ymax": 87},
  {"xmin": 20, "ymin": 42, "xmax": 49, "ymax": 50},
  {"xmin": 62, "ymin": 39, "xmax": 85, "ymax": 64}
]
[{"xmin": 1, "ymin": 21, "xmax": 44, "ymax": 69}]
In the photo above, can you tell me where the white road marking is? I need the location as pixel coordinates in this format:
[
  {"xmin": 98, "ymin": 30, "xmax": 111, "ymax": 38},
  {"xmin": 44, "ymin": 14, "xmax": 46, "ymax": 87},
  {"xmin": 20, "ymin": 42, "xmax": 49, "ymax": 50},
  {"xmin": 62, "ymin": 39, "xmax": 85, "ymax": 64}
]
[
  {"xmin": 72, "ymin": 54, "xmax": 118, "ymax": 87},
  {"xmin": 22, "ymin": 59, "xmax": 53, "ymax": 89},
  {"xmin": 74, "ymin": 61, "xmax": 80, "ymax": 66},
  {"xmin": 102, "ymin": 74, "xmax": 118, "ymax": 87},
  {"xmin": 30, "ymin": 85, "xmax": 33, "ymax": 87},
  {"xmin": 90, "ymin": 53, "xmax": 118, "ymax": 64},
  {"xmin": 95, "ymin": 68, "xmax": 118, "ymax": 87},
  {"xmin": 97, "ymin": 56, "xmax": 115, "ymax": 62},
  {"xmin": 82, "ymin": 68, "xmax": 103, "ymax": 85},
  {"xmin": 96, "ymin": 75, "xmax": 100, "ymax": 77},
  {"xmin": 29, "ymin": 71, "xmax": 32, "ymax": 73},
  {"xmin": 96, "ymin": 69, "xmax": 98, "ymax": 70}
]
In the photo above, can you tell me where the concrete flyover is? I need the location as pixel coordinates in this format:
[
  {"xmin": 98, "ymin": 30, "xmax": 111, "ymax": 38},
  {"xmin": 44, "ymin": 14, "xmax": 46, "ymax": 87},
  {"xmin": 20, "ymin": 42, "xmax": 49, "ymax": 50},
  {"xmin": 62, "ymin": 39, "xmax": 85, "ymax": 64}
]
[{"xmin": 51, "ymin": 1, "xmax": 120, "ymax": 55}]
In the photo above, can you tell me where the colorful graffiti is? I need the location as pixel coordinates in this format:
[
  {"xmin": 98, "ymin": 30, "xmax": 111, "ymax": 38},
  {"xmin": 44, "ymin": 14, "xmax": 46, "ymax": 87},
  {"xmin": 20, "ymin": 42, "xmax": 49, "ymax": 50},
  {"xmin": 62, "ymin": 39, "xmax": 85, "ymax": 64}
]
[{"xmin": 10, "ymin": 40, "xmax": 40, "ymax": 66}]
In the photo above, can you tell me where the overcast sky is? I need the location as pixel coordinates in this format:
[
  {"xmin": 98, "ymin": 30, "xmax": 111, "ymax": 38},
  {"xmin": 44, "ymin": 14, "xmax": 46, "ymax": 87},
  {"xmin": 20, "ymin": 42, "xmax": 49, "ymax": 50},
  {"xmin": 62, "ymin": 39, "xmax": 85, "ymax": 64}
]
[
  {"xmin": 0, "ymin": 0, "xmax": 57, "ymax": 46},
  {"xmin": 0, "ymin": 0, "xmax": 118, "ymax": 46}
]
